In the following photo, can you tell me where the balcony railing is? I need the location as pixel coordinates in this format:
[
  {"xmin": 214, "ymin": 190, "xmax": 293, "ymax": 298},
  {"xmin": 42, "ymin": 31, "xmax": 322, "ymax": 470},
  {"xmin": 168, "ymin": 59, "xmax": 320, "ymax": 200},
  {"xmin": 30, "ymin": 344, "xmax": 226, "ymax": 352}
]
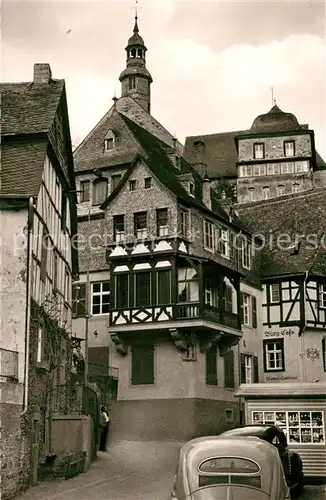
[
  {"xmin": 110, "ymin": 302, "xmax": 240, "ymax": 331},
  {"xmin": 0, "ymin": 348, "xmax": 18, "ymax": 381}
]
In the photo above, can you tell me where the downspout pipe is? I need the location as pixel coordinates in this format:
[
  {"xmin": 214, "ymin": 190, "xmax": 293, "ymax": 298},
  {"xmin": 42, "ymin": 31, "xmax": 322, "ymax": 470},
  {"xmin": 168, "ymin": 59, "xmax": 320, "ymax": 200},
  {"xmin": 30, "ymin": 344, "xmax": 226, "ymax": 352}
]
[{"xmin": 21, "ymin": 197, "xmax": 34, "ymax": 416}]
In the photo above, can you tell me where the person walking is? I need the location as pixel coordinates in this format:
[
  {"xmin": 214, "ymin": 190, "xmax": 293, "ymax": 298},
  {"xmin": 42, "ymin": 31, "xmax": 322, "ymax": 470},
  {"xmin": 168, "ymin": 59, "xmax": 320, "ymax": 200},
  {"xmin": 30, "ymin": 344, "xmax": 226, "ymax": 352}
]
[{"xmin": 99, "ymin": 406, "xmax": 110, "ymax": 451}]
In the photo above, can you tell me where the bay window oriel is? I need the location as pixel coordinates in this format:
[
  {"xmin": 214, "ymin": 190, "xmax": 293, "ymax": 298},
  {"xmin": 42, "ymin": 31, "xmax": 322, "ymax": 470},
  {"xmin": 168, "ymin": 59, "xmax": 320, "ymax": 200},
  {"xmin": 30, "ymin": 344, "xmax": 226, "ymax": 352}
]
[
  {"xmin": 134, "ymin": 271, "xmax": 151, "ymax": 306},
  {"xmin": 156, "ymin": 269, "xmax": 171, "ymax": 304},
  {"xmin": 115, "ymin": 273, "xmax": 129, "ymax": 308},
  {"xmin": 177, "ymin": 267, "xmax": 199, "ymax": 302}
]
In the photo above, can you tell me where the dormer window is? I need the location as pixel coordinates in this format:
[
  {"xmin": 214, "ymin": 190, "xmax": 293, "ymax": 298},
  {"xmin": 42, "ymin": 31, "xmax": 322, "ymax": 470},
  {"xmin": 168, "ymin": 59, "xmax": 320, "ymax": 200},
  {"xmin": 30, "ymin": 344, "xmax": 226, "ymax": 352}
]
[
  {"xmin": 104, "ymin": 129, "xmax": 115, "ymax": 151},
  {"xmin": 105, "ymin": 138, "xmax": 114, "ymax": 151},
  {"xmin": 284, "ymin": 140, "xmax": 295, "ymax": 157},
  {"xmin": 254, "ymin": 143, "xmax": 265, "ymax": 159},
  {"xmin": 189, "ymin": 182, "xmax": 195, "ymax": 197}
]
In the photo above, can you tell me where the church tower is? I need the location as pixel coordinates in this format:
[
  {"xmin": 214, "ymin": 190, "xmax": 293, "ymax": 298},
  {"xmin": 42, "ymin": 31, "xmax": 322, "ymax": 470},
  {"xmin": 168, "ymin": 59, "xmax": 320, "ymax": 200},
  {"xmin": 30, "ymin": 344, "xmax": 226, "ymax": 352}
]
[{"xmin": 119, "ymin": 14, "xmax": 153, "ymax": 113}]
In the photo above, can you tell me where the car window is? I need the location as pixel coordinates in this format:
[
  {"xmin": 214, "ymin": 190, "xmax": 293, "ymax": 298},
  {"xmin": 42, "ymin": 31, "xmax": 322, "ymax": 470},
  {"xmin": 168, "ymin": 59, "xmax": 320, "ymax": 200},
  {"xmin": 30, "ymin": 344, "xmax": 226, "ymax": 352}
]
[{"xmin": 199, "ymin": 457, "xmax": 260, "ymax": 474}]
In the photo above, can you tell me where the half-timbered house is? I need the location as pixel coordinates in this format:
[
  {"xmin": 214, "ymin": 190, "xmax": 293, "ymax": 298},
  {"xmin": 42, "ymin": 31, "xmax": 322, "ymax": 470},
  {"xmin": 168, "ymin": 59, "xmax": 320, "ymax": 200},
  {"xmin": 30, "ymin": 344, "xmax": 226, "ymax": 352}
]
[
  {"xmin": 0, "ymin": 63, "xmax": 78, "ymax": 494},
  {"xmin": 71, "ymin": 16, "xmax": 264, "ymax": 440},
  {"xmin": 237, "ymin": 188, "xmax": 326, "ymax": 384}
]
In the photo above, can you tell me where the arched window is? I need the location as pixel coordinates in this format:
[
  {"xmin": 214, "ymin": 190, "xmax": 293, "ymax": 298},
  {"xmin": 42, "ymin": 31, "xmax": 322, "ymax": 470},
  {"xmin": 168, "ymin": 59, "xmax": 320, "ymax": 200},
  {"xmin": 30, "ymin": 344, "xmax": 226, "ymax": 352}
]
[
  {"xmin": 277, "ymin": 185, "xmax": 285, "ymax": 196},
  {"xmin": 263, "ymin": 186, "xmax": 270, "ymax": 200},
  {"xmin": 292, "ymin": 183, "xmax": 300, "ymax": 193},
  {"xmin": 137, "ymin": 48, "xmax": 142, "ymax": 58},
  {"xmin": 129, "ymin": 76, "xmax": 136, "ymax": 90},
  {"xmin": 131, "ymin": 48, "xmax": 136, "ymax": 58},
  {"xmin": 92, "ymin": 178, "xmax": 108, "ymax": 206}
]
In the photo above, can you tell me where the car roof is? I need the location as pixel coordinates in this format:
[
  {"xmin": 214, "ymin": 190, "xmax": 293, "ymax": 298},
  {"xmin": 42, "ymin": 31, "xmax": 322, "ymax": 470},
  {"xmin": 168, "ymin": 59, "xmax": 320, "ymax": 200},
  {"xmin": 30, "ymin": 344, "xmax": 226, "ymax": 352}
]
[
  {"xmin": 181, "ymin": 435, "xmax": 277, "ymax": 461},
  {"xmin": 219, "ymin": 425, "xmax": 279, "ymax": 440}
]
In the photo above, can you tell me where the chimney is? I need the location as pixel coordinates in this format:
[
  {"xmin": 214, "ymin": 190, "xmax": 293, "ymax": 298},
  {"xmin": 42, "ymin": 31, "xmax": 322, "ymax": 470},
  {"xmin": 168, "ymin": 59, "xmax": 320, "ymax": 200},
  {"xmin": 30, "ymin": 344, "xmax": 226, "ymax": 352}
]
[
  {"xmin": 202, "ymin": 176, "xmax": 211, "ymax": 210},
  {"xmin": 34, "ymin": 63, "xmax": 52, "ymax": 84},
  {"xmin": 167, "ymin": 137, "xmax": 181, "ymax": 170}
]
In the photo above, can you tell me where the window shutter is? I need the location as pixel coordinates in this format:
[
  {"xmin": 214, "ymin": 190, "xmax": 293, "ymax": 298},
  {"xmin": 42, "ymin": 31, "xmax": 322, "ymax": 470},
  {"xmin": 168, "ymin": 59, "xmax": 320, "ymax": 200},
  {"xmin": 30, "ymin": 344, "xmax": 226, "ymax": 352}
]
[
  {"xmin": 240, "ymin": 353, "xmax": 246, "ymax": 384},
  {"xmin": 224, "ymin": 350, "xmax": 235, "ymax": 388},
  {"xmin": 253, "ymin": 356, "xmax": 259, "ymax": 383},
  {"xmin": 206, "ymin": 346, "xmax": 217, "ymax": 385},
  {"xmin": 230, "ymin": 233, "xmax": 235, "ymax": 259},
  {"xmin": 240, "ymin": 292, "xmax": 244, "ymax": 324},
  {"xmin": 252, "ymin": 295, "xmax": 257, "ymax": 328},
  {"xmin": 322, "ymin": 337, "xmax": 326, "ymax": 372},
  {"xmin": 131, "ymin": 344, "xmax": 154, "ymax": 385}
]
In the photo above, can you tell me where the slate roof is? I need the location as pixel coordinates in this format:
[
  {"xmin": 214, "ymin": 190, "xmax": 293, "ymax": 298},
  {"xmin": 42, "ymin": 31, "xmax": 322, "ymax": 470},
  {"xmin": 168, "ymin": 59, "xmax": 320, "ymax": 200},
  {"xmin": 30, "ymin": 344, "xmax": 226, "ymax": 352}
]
[
  {"xmin": 73, "ymin": 96, "xmax": 183, "ymax": 173},
  {"xmin": 0, "ymin": 80, "xmax": 65, "ymax": 136},
  {"xmin": 250, "ymin": 104, "xmax": 303, "ymax": 134},
  {"xmin": 236, "ymin": 189, "xmax": 326, "ymax": 278},
  {"xmin": 101, "ymin": 112, "xmax": 236, "ymax": 225},
  {"xmin": 1, "ymin": 140, "xmax": 47, "ymax": 196},
  {"xmin": 183, "ymin": 130, "xmax": 249, "ymax": 179}
]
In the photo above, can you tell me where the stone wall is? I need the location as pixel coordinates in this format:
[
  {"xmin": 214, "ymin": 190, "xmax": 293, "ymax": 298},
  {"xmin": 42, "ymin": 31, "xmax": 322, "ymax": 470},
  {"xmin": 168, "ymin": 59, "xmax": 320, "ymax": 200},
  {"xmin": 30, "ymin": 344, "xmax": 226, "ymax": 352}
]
[
  {"xmin": 0, "ymin": 384, "xmax": 29, "ymax": 500},
  {"xmin": 238, "ymin": 133, "xmax": 312, "ymax": 162}
]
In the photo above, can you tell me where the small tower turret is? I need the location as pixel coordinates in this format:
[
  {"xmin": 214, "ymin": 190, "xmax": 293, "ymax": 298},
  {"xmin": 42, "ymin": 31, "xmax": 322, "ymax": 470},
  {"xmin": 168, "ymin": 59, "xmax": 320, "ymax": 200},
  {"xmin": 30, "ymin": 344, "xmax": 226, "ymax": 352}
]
[{"xmin": 119, "ymin": 14, "xmax": 153, "ymax": 113}]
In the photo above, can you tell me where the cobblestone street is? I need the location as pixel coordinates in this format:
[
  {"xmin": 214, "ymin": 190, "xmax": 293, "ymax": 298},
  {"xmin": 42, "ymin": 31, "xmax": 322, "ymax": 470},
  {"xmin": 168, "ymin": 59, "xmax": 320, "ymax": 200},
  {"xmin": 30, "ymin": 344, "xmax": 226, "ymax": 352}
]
[{"xmin": 15, "ymin": 441, "xmax": 326, "ymax": 500}]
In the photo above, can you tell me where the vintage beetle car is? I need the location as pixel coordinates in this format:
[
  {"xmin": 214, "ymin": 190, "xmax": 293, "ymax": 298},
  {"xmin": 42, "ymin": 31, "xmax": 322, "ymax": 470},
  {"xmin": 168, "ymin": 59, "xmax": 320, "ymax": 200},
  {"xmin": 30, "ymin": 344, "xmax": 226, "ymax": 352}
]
[
  {"xmin": 219, "ymin": 425, "xmax": 304, "ymax": 495},
  {"xmin": 170, "ymin": 435, "xmax": 291, "ymax": 500}
]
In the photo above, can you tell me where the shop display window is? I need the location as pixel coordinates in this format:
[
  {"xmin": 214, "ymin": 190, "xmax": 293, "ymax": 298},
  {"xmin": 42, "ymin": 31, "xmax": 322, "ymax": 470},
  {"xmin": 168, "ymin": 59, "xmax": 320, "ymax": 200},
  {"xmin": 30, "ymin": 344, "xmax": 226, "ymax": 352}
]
[{"xmin": 252, "ymin": 410, "xmax": 324, "ymax": 445}]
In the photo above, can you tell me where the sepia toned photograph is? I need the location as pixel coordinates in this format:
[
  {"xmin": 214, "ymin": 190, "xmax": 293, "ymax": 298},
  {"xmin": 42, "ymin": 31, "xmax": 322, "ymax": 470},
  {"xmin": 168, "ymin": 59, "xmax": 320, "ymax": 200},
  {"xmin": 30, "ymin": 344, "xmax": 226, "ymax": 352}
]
[{"xmin": 0, "ymin": 1, "xmax": 325, "ymax": 499}]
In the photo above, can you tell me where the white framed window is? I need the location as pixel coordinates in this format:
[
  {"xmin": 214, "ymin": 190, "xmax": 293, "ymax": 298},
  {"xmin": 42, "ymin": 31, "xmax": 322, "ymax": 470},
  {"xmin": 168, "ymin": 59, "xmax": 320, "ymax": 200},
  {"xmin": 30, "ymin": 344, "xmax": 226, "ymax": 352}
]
[
  {"xmin": 263, "ymin": 186, "xmax": 270, "ymax": 200},
  {"xmin": 254, "ymin": 143, "xmax": 265, "ymax": 159},
  {"xmin": 204, "ymin": 219, "xmax": 214, "ymax": 250},
  {"xmin": 277, "ymin": 185, "xmax": 285, "ymax": 196},
  {"xmin": 292, "ymin": 183, "xmax": 300, "ymax": 193},
  {"xmin": 243, "ymin": 293, "xmax": 251, "ymax": 325},
  {"xmin": 218, "ymin": 229, "xmax": 230, "ymax": 258},
  {"xmin": 245, "ymin": 355, "xmax": 252, "ymax": 383},
  {"xmin": 189, "ymin": 182, "xmax": 195, "ymax": 197},
  {"xmin": 259, "ymin": 165, "xmax": 266, "ymax": 176},
  {"xmin": 253, "ymin": 165, "xmax": 260, "ymax": 176},
  {"xmin": 37, "ymin": 328, "xmax": 43, "ymax": 363},
  {"xmin": 264, "ymin": 339, "xmax": 284, "ymax": 371},
  {"xmin": 273, "ymin": 164, "xmax": 280, "ymax": 175},
  {"xmin": 242, "ymin": 239, "xmax": 251, "ymax": 269},
  {"xmin": 248, "ymin": 188, "xmax": 255, "ymax": 202},
  {"xmin": 270, "ymin": 284, "xmax": 280, "ymax": 303},
  {"xmin": 91, "ymin": 282, "xmax": 110, "ymax": 315},
  {"xmin": 284, "ymin": 140, "xmax": 295, "ymax": 157},
  {"xmin": 319, "ymin": 284, "xmax": 326, "ymax": 308},
  {"xmin": 180, "ymin": 209, "xmax": 189, "ymax": 238}
]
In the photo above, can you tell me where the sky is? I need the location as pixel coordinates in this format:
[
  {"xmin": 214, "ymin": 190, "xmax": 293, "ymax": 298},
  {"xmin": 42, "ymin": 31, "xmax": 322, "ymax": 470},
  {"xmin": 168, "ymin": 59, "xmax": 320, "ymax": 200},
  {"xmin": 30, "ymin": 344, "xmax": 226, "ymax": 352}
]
[{"xmin": 2, "ymin": 0, "xmax": 326, "ymax": 158}]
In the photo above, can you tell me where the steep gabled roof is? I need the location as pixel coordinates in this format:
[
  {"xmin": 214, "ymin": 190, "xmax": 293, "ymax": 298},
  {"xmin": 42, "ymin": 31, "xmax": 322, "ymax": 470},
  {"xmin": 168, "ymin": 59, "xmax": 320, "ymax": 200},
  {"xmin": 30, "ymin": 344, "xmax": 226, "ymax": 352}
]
[
  {"xmin": 73, "ymin": 96, "xmax": 183, "ymax": 173},
  {"xmin": 100, "ymin": 113, "xmax": 241, "ymax": 227},
  {"xmin": 0, "ymin": 80, "xmax": 64, "ymax": 136},
  {"xmin": 1, "ymin": 139, "xmax": 48, "ymax": 196},
  {"xmin": 236, "ymin": 189, "xmax": 326, "ymax": 278},
  {"xmin": 184, "ymin": 130, "xmax": 249, "ymax": 179}
]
